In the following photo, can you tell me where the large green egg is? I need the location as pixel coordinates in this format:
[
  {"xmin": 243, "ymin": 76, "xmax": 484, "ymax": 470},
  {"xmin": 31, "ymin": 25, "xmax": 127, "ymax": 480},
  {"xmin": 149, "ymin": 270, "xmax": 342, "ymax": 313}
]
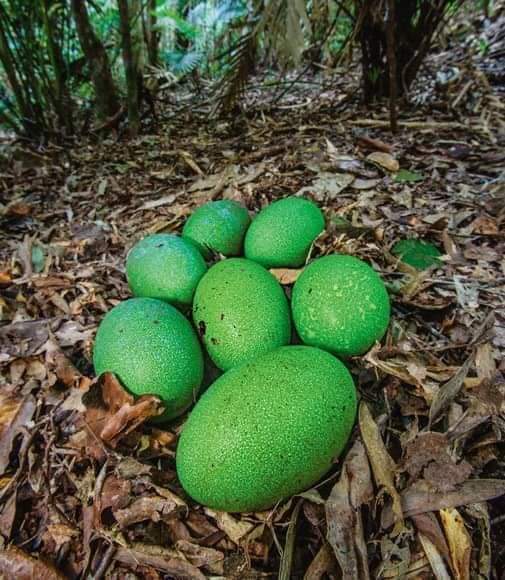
[
  {"xmin": 176, "ymin": 346, "xmax": 357, "ymax": 512},
  {"xmin": 244, "ymin": 197, "xmax": 325, "ymax": 268},
  {"xmin": 182, "ymin": 200, "xmax": 251, "ymax": 259},
  {"xmin": 292, "ymin": 255, "xmax": 390, "ymax": 357},
  {"xmin": 192, "ymin": 258, "xmax": 291, "ymax": 370},
  {"xmin": 126, "ymin": 234, "xmax": 207, "ymax": 308},
  {"xmin": 93, "ymin": 298, "xmax": 204, "ymax": 421}
]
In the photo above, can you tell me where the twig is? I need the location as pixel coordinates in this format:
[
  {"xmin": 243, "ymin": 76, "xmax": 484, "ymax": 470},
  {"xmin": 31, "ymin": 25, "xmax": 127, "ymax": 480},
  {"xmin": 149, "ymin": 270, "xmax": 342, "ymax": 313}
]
[{"xmin": 349, "ymin": 119, "xmax": 472, "ymax": 130}]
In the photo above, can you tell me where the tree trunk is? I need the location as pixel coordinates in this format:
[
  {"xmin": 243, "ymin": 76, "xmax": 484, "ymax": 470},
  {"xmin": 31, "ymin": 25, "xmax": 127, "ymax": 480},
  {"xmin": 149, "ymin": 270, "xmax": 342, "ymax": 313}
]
[
  {"xmin": 40, "ymin": 0, "xmax": 73, "ymax": 132},
  {"xmin": 144, "ymin": 0, "xmax": 159, "ymax": 67},
  {"xmin": 358, "ymin": 0, "xmax": 457, "ymax": 102},
  {"xmin": 118, "ymin": 0, "xmax": 140, "ymax": 136},
  {"xmin": 70, "ymin": 0, "xmax": 120, "ymax": 120}
]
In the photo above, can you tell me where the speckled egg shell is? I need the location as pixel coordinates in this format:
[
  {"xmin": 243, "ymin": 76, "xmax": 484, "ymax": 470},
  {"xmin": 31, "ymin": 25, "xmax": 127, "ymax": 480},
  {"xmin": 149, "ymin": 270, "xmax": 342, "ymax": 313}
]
[
  {"xmin": 292, "ymin": 255, "xmax": 390, "ymax": 357},
  {"xmin": 244, "ymin": 196, "xmax": 325, "ymax": 268},
  {"xmin": 176, "ymin": 345, "xmax": 357, "ymax": 512},
  {"xmin": 182, "ymin": 200, "xmax": 251, "ymax": 259},
  {"xmin": 192, "ymin": 258, "xmax": 291, "ymax": 371},
  {"xmin": 126, "ymin": 234, "xmax": 207, "ymax": 308},
  {"xmin": 93, "ymin": 298, "xmax": 204, "ymax": 421}
]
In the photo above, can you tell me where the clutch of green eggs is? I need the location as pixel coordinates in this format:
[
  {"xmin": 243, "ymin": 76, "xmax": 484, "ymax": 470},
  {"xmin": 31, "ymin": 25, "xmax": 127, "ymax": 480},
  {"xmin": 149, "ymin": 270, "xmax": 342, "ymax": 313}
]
[{"xmin": 92, "ymin": 195, "xmax": 392, "ymax": 512}]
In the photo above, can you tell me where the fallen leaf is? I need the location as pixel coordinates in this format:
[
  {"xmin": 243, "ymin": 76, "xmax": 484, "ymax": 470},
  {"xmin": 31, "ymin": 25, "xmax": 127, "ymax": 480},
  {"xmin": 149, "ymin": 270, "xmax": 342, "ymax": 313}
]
[
  {"xmin": 400, "ymin": 479, "xmax": 505, "ymax": 519},
  {"xmin": 204, "ymin": 509, "xmax": 254, "ymax": 544},
  {"xmin": 419, "ymin": 533, "xmax": 451, "ymax": 580},
  {"xmin": 84, "ymin": 373, "xmax": 164, "ymax": 447},
  {"xmin": 303, "ymin": 542, "xmax": 336, "ymax": 580},
  {"xmin": 439, "ymin": 507, "xmax": 471, "ymax": 580},
  {"xmin": 429, "ymin": 354, "xmax": 474, "ymax": 426},
  {"xmin": 278, "ymin": 500, "xmax": 302, "ymax": 580},
  {"xmin": 269, "ymin": 268, "xmax": 303, "ymax": 285},
  {"xmin": 114, "ymin": 495, "xmax": 184, "ymax": 527},
  {"xmin": 394, "ymin": 169, "xmax": 424, "ymax": 182},
  {"xmin": 325, "ymin": 440, "xmax": 373, "ymax": 579},
  {"xmin": 366, "ymin": 152, "xmax": 400, "ymax": 172},
  {"xmin": 359, "ymin": 403, "xmax": 403, "ymax": 533},
  {"xmin": 411, "ymin": 513, "xmax": 451, "ymax": 563},
  {"xmin": 0, "ymin": 546, "xmax": 66, "ymax": 579},
  {"xmin": 0, "ymin": 393, "xmax": 36, "ymax": 473}
]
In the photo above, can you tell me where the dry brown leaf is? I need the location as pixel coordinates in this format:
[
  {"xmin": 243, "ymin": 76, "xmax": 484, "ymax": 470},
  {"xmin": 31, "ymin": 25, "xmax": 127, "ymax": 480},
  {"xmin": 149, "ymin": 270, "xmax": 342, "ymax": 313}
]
[
  {"xmin": 114, "ymin": 495, "xmax": 184, "ymax": 527},
  {"xmin": 84, "ymin": 373, "xmax": 164, "ymax": 447},
  {"xmin": 429, "ymin": 354, "xmax": 474, "ymax": 426},
  {"xmin": 303, "ymin": 542, "xmax": 336, "ymax": 580},
  {"xmin": 419, "ymin": 533, "xmax": 451, "ymax": 580},
  {"xmin": 175, "ymin": 540, "xmax": 224, "ymax": 574},
  {"xmin": 269, "ymin": 268, "xmax": 303, "ymax": 285},
  {"xmin": 366, "ymin": 151, "xmax": 400, "ymax": 172},
  {"xmin": 0, "ymin": 546, "xmax": 66, "ymax": 580},
  {"xmin": 359, "ymin": 403, "xmax": 403, "ymax": 532},
  {"xmin": 204, "ymin": 509, "xmax": 255, "ymax": 544},
  {"xmin": 115, "ymin": 544, "xmax": 205, "ymax": 579},
  {"xmin": 439, "ymin": 507, "xmax": 471, "ymax": 580},
  {"xmin": 411, "ymin": 513, "xmax": 451, "ymax": 563},
  {"xmin": 402, "ymin": 479, "xmax": 505, "ymax": 518},
  {"xmin": 465, "ymin": 503, "xmax": 491, "ymax": 578},
  {"xmin": 0, "ymin": 393, "xmax": 36, "ymax": 474},
  {"xmin": 325, "ymin": 440, "xmax": 373, "ymax": 579}
]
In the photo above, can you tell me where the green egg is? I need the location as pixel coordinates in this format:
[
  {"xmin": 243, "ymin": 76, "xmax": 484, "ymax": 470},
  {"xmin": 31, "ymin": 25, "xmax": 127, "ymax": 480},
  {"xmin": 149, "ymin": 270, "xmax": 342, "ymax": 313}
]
[
  {"xmin": 183, "ymin": 200, "xmax": 251, "ymax": 259},
  {"xmin": 292, "ymin": 255, "xmax": 390, "ymax": 357},
  {"xmin": 126, "ymin": 234, "xmax": 207, "ymax": 309},
  {"xmin": 244, "ymin": 197, "xmax": 325, "ymax": 268},
  {"xmin": 93, "ymin": 298, "xmax": 204, "ymax": 421},
  {"xmin": 177, "ymin": 346, "xmax": 357, "ymax": 512},
  {"xmin": 192, "ymin": 258, "xmax": 291, "ymax": 370}
]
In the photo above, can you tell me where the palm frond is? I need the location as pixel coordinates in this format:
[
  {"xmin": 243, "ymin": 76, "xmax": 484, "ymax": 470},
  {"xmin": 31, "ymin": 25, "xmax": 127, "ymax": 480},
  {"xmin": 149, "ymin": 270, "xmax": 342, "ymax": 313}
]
[{"xmin": 214, "ymin": 29, "xmax": 256, "ymax": 113}]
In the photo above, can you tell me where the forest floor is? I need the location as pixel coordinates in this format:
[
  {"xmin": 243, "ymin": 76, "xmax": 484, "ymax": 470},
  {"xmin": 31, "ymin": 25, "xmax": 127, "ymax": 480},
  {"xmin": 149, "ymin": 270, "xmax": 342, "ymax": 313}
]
[{"xmin": 1, "ymin": 19, "xmax": 505, "ymax": 579}]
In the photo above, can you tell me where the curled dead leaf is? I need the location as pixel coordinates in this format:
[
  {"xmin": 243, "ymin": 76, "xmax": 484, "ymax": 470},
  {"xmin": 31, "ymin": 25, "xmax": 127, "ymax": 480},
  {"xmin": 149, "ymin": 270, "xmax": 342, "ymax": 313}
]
[
  {"xmin": 82, "ymin": 373, "xmax": 164, "ymax": 449},
  {"xmin": 366, "ymin": 152, "xmax": 400, "ymax": 172}
]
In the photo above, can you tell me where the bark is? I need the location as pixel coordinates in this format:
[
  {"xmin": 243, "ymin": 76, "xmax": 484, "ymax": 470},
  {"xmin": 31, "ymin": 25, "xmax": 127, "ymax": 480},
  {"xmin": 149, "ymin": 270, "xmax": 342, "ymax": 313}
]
[
  {"xmin": 144, "ymin": 0, "xmax": 159, "ymax": 67},
  {"xmin": 358, "ymin": 0, "xmax": 460, "ymax": 102},
  {"xmin": 118, "ymin": 0, "xmax": 140, "ymax": 136},
  {"xmin": 40, "ymin": 0, "xmax": 73, "ymax": 132},
  {"xmin": 70, "ymin": 0, "xmax": 120, "ymax": 120}
]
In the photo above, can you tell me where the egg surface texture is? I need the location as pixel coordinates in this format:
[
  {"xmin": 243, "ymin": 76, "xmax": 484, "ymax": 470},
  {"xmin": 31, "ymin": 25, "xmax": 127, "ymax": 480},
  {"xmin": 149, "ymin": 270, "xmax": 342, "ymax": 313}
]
[
  {"xmin": 126, "ymin": 234, "xmax": 207, "ymax": 308},
  {"xmin": 192, "ymin": 258, "xmax": 291, "ymax": 370},
  {"xmin": 93, "ymin": 298, "xmax": 204, "ymax": 421},
  {"xmin": 176, "ymin": 345, "xmax": 357, "ymax": 512},
  {"xmin": 292, "ymin": 254, "xmax": 390, "ymax": 357},
  {"xmin": 244, "ymin": 197, "xmax": 324, "ymax": 268},
  {"xmin": 183, "ymin": 200, "xmax": 251, "ymax": 259}
]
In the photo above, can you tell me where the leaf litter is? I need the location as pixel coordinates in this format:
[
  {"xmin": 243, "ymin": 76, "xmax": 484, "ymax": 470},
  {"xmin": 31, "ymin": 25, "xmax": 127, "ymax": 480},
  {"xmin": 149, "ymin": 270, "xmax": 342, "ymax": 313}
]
[{"xmin": 0, "ymin": 28, "xmax": 505, "ymax": 579}]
